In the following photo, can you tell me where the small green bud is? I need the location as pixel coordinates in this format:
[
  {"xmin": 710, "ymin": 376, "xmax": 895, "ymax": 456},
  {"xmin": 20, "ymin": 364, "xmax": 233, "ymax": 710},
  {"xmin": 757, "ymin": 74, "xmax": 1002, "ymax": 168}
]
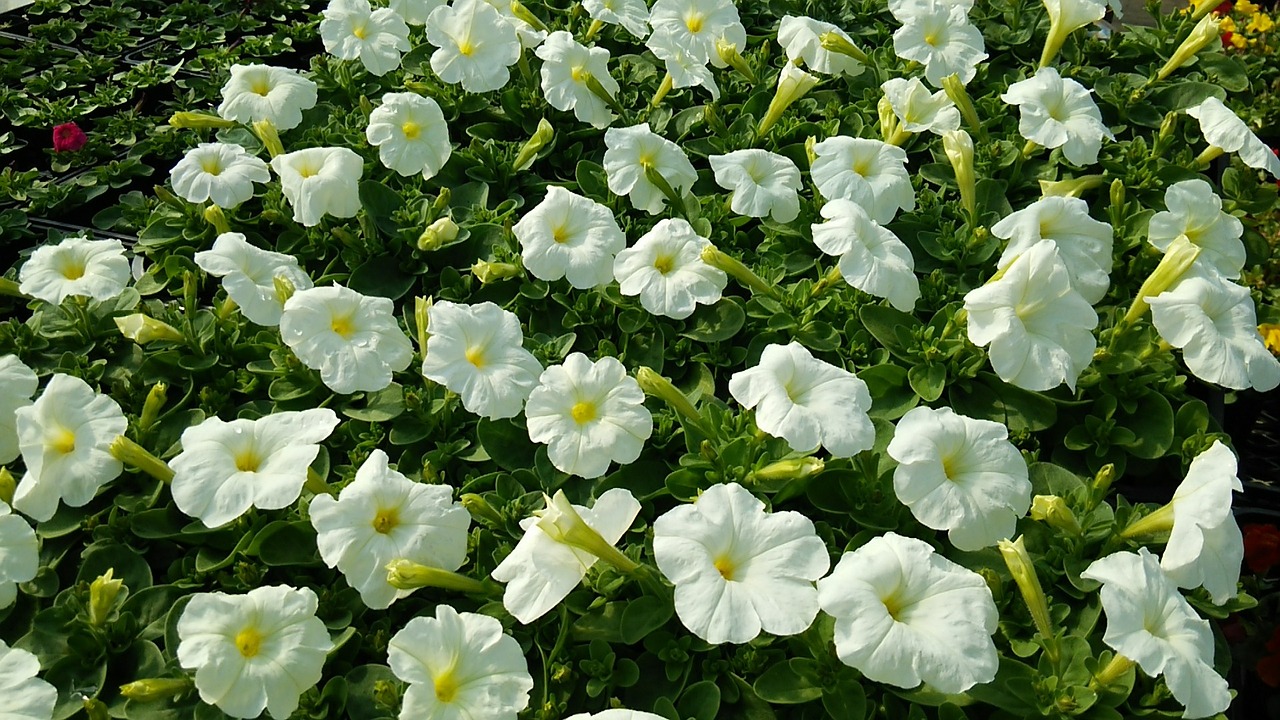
[
  {"xmin": 417, "ymin": 216, "xmax": 460, "ymax": 252},
  {"xmin": 471, "ymin": 260, "xmax": 521, "ymax": 284},
  {"xmin": 88, "ymin": 568, "xmax": 125, "ymax": 626},
  {"xmin": 168, "ymin": 111, "xmax": 236, "ymax": 129},
  {"xmin": 119, "ymin": 678, "xmax": 192, "ymax": 702}
]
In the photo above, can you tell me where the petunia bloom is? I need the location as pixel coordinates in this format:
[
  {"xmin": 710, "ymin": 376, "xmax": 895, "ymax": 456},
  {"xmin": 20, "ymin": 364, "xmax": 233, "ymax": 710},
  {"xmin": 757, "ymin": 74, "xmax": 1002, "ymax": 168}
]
[
  {"xmin": 270, "ymin": 146, "xmax": 364, "ymax": 227},
  {"xmin": 51, "ymin": 122, "xmax": 87, "ymax": 152},
  {"xmin": 811, "ymin": 198, "xmax": 920, "ymax": 311},
  {"xmin": 194, "ymin": 232, "xmax": 314, "ymax": 327},
  {"xmin": 602, "ymin": 123, "xmax": 698, "ymax": 215},
  {"xmin": 365, "ymin": 92, "xmax": 452, "ymax": 178},
  {"xmin": 892, "ymin": 0, "xmax": 988, "ymax": 86},
  {"xmin": 320, "ymin": 0, "xmax": 411, "ymax": 76},
  {"xmin": 777, "ymin": 15, "xmax": 864, "ymax": 76},
  {"xmin": 535, "ymin": 31, "xmax": 621, "ymax": 129},
  {"xmin": 992, "ymin": 196, "xmax": 1113, "ymax": 304},
  {"xmin": 612, "ymin": 218, "xmax": 727, "ymax": 320},
  {"xmin": 1157, "ymin": 440, "xmax": 1245, "ymax": 604},
  {"xmin": 709, "ymin": 149, "xmax": 802, "ymax": 223},
  {"xmin": 279, "ymin": 285, "xmax": 414, "ymax": 394},
  {"xmin": 420, "ymin": 300, "xmax": 543, "ymax": 419},
  {"xmin": 0, "ymin": 640, "xmax": 56, "ymax": 720},
  {"xmin": 0, "ymin": 354, "xmax": 38, "ymax": 465},
  {"xmin": 809, "ymin": 136, "xmax": 915, "ymax": 224},
  {"xmin": 424, "ymin": 0, "xmax": 522, "ymax": 93},
  {"xmin": 1186, "ymin": 97, "xmax": 1280, "ymax": 179},
  {"xmin": 388, "ymin": 0, "xmax": 444, "ymax": 24},
  {"xmin": 170, "ymin": 143, "xmax": 271, "ymax": 209},
  {"xmin": 882, "ymin": 76, "xmax": 961, "ymax": 136},
  {"xmin": 647, "ymin": 0, "xmax": 746, "ymax": 66},
  {"xmin": 646, "ymin": 31, "xmax": 721, "ymax": 101},
  {"xmin": 18, "ymin": 236, "xmax": 130, "ymax": 306},
  {"xmin": 1001, "ymin": 67, "xmax": 1113, "ymax": 166},
  {"xmin": 1147, "ymin": 179, "xmax": 1245, "ymax": 280},
  {"xmin": 584, "ymin": 0, "xmax": 651, "ymax": 38},
  {"xmin": 0, "ymin": 502, "xmax": 38, "ymax": 609},
  {"xmin": 513, "ymin": 186, "xmax": 625, "ymax": 289},
  {"xmin": 217, "ymin": 64, "xmax": 318, "ymax": 131}
]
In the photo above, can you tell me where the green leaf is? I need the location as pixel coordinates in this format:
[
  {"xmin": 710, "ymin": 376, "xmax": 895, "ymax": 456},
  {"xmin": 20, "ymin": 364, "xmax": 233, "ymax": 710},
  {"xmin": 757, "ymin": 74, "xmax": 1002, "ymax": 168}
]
[
  {"xmin": 345, "ymin": 664, "xmax": 399, "ymax": 720},
  {"xmin": 400, "ymin": 43, "xmax": 433, "ymax": 75},
  {"xmin": 1149, "ymin": 81, "xmax": 1225, "ymax": 112},
  {"xmin": 477, "ymin": 417, "xmax": 537, "ymax": 472},
  {"xmin": 358, "ymin": 181, "xmax": 404, "ymax": 233},
  {"xmin": 678, "ymin": 680, "xmax": 722, "ymax": 720},
  {"xmin": 1028, "ymin": 462, "xmax": 1085, "ymax": 496},
  {"xmin": 248, "ymin": 521, "xmax": 321, "ymax": 567},
  {"xmin": 620, "ymin": 594, "xmax": 674, "ymax": 644},
  {"xmin": 908, "ymin": 363, "xmax": 946, "ymax": 402},
  {"xmin": 575, "ymin": 160, "xmax": 611, "ymax": 201},
  {"xmin": 822, "ymin": 675, "xmax": 866, "ymax": 720},
  {"xmin": 77, "ymin": 541, "xmax": 153, "ymax": 592},
  {"xmin": 682, "ymin": 299, "xmax": 745, "ymax": 342},
  {"xmin": 949, "ymin": 374, "xmax": 1057, "ymax": 432},
  {"xmin": 342, "ymin": 383, "xmax": 407, "ymax": 422},
  {"xmin": 859, "ymin": 306, "xmax": 922, "ymax": 360},
  {"xmin": 861, "ymin": 363, "xmax": 919, "ymax": 420},
  {"xmin": 753, "ymin": 658, "xmax": 824, "ymax": 704},
  {"xmin": 348, "ymin": 256, "xmax": 416, "ymax": 301},
  {"xmin": 1115, "ymin": 391, "xmax": 1174, "ymax": 459}
]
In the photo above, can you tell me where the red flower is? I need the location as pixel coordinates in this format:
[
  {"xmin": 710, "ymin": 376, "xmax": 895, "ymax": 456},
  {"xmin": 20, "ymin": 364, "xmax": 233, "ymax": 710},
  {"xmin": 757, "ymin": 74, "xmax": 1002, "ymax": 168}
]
[
  {"xmin": 1243, "ymin": 523, "xmax": 1280, "ymax": 575},
  {"xmin": 1259, "ymin": 626, "xmax": 1280, "ymax": 687},
  {"xmin": 1214, "ymin": 1, "xmax": 1233, "ymax": 13},
  {"xmin": 1220, "ymin": 31, "xmax": 1234, "ymax": 49},
  {"xmin": 52, "ymin": 122, "xmax": 87, "ymax": 153}
]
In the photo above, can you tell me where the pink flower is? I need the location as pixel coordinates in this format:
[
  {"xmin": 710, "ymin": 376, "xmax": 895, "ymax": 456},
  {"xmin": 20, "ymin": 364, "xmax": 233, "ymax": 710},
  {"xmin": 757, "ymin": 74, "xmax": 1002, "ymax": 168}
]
[{"xmin": 52, "ymin": 123, "xmax": 87, "ymax": 153}]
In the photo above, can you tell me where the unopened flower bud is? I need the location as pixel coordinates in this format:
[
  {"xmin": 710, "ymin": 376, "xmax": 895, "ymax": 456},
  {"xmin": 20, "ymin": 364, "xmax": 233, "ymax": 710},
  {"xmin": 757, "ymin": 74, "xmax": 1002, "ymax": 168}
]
[
  {"xmin": 943, "ymin": 129, "xmax": 976, "ymax": 219},
  {"xmin": 998, "ymin": 536, "xmax": 1059, "ymax": 662},
  {"xmin": 715, "ymin": 38, "xmax": 757, "ymax": 83},
  {"xmin": 818, "ymin": 30, "xmax": 868, "ymax": 63},
  {"xmin": 752, "ymin": 457, "xmax": 825, "ymax": 482},
  {"xmin": 83, "ymin": 699, "xmax": 109, "ymax": 720},
  {"xmin": 534, "ymin": 490, "xmax": 640, "ymax": 573},
  {"xmin": 414, "ymin": 295, "xmax": 432, "ymax": 354},
  {"xmin": 417, "ymin": 216, "xmax": 459, "ymax": 252},
  {"xmin": 119, "ymin": 678, "xmax": 192, "ymax": 702},
  {"xmin": 635, "ymin": 367, "xmax": 710, "ymax": 435},
  {"xmin": 168, "ymin": 112, "xmax": 237, "ymax": 129},
  {"xmin": 1123, "ymin": 236, "xmax": 1202, "ymax": 326},
  {"xmin": 758, "ymin": 65, "xmax": 818, "ymax": 137},
  {"xmin": 460, "ymin": 493, "xmax": 504, "ymax": 526},
  {"xmin": 941, "ymin": 73, "xmax": 982, "ymax": 136},
  {"xmin": 203, "ymin": 205, "xmax": 230, "ymax": 235},
  {"xmin": 1030, "ymin": 495, "xmax": 1082, "ymax": 535},
  {"xmin": 88, "ymin": 569, "xmax": 124, "ymax": 626},
  {"xmin": 471, "ymin": 260, "xmax": 521, "ymax": 284},
  {"xmin": 878, "ymin": 95, "xmax": 899, "ymax": 143},
  {"xmin": 152, "ymin": 185, "xmax": 185, "ymax": 210},
  {"xmin": 1039, "ymin": 174, "xmax": 1106, "ymax": 198},
  {"xmin": 1156, "ymin": 15, "xmax": 1221, "ymax": 83},
  {"xmin": 700, "ymin": 245, "xmax": 780, "ymax": 299},
  {"xmin": 514, "ymin": 118, "xmax": 554, "ymax": 171},
  {"xmin": 804, "ymin": 136, "xmax": 818, "ymax": 167},
  {"xmin": 251, "ymin": 119, "xmax": 285, "ymax": 158},
  {"xmin": 273, "ymin": 275, "xmax": 296, "ymax": 305},
  {"xmin": 115, "ymin": 314, "xmax": 185, "ymax": 345},
  {"xmin": 385, "ymin": 559, "xmax": 494, "ymax": 593},
  {"xmin": 108, "ymin": 436, "xmax": 175, "ymax": 484},
  {"xmin": 139, "ymin": 383, "xmax": 168, "ymax": 433},
  {"xmin": 0, "ymin": 467, "xmax": 15, "ymax": 507}
]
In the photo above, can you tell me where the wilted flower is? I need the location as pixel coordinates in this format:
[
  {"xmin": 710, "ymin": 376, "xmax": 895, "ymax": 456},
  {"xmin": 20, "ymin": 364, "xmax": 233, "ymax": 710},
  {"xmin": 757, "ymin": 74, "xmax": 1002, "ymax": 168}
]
[
  {"xmin": 51, "ymin": 122, "xmax": 87, "ymax": 152},
  {"xmin": 270, "ymin": 147, "xmax": 364, "ymax": 227},
  {"xmin": 279, "ymin": 285, "xmax": 414, "ymax": 394},
  {"xmin": 584, "ymin": 0, "xmax": 650, "ymax": 38},
  {"xmin": 777, "ymin": 15, "xmax": 863, "ymax": 76},
  {"xmin": 320, "ymin": 0, "xmax": 411, "ymax": 76},
  {"xmin": 194, "ymin": 232, "xmax": 313, "ymax": 326},
  {"xmin": 810, "ymin": 136, "xmax": 915, "ymax": 223},
  {"xmin": 513, "ymin": 186, "xmax": 625, "ymax": 289},
  {"xmin": 18, "ymin": 236, "xmax": 130, "ymax": 306},
  {"xmin": 1147, "ymin": 179, "xmax": 1245, "ymax": 279},
  {"xmin": 602, "ymin": 123, "xmax": 698, "ymax": 215},
  {"xmin": 811, "ymin": 199, "xmax": 920, "ymax": 311},
  {"xmin": 612, "ymin": 218, "xmax": 727, "ymax": 319},
  {"xmin": 992, "ymin": 196, "xmax": 1113, "ymax": 304},
  {"xmin": 0, "ymin": 641, "xmax": 56, "ymax": 720},
  {"xmin": 420, "ymin": 300, "xmax": 543, "ymax": 419},
  {"xmin": 647, "ymin": 34, "xmax": 720, "ymax": 101},
  {"xmin": 709, "ymin": 149, "xmax": 802, "ymax": 223},
  {"xmin": 1186, "ymin": 97, "xmax": 1280, "ymax": 178},
  {"xmin": 0, "ymin": 355, "xmax": 38, "ymax": 465},
  {"xmin": 218, "ymin": 64, "xmax": 318, "ymax": 131},
  {"xmin": 169, "ymin": 143, "xmax": 271, "ymax": 211},
  {"xmin": 0, "ymin": 501, "xmax": 37, "ymax": 609},
  {"xmin": 648, "ymin": 0, "xmax": 746, "ymax": 66},
  {"xmin": 366, "ymin": 92, "xmax": 452, "ymax": 178},
  {"xmin": 535, "ymin": 31, "xmax": 620, "ymax": 129},
  {"xmin": 424, "ymin": 0, "xmax": 522, "ymax": 93},
  {"xmin": 882, "ymin": 76, "xmax": 962, "ymax": 136},
  {"xmin": 893, "ymin": 0, "xmax": 988, "ymax": 86},
  {"xmin": 1001, "ymin": 67, "xmax": 1113, "ymax": 165}
]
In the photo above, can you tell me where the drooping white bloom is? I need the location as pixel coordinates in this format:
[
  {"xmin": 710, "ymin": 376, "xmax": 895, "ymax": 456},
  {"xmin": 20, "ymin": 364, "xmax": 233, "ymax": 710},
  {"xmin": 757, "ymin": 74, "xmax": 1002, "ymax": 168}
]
[
  {"xmin": 524, "ymin": 353, "xmax": 653, "ymax": 478},
  {"xmin": 169, "ymin": 409, "xmax": 340, "ymax": 528},
  {"xmin": 366, "ymin": 92, "xmax": 451, "ymax": 178},
  {"xmin": 612, "ymin": 218, "xmax": 727, "ymax": 319},
  {"xmin": 310, "ymin": 449, "xmax": 470, "ymax": 609},
  {"xmin": 0, "ymin": 502, "xmax": 38, "ymax": 609},
  {"xmin": 964, "ymin": 239, "xmax": 1098, "ymax": 391},
  {"xmin": 169, "ymin": 143, "xmax": 271, "ymax": 209},
  {"xmin": 1081, "ymin": 549, "xmax": 1231, "ymax": 719},
  {"xmin": 420, "ymin": 300, "xmax": 543, "ymax": 419},
  {"xmin": 270, "ymin": 147, "xmax": 364, "ymax": 227},
  {"xmin": 388, "ymin": 0, "xmax": 444, "ymax": 24},
  {"xmin": 177, "ymin": 586, "xmax": 333, "ymax": 719},
  {"xmin": 217, "ymin": 64, "xmax": 318, "ymax": 131},
  {"xmin": 1186, "ymin": 95, "xmax": 1280, "ymax": 179},
  {"xmin": 818, "ymin": 532, "xmax": 999, "ymax": 692},
  {"xmin": 882, "ymin": 76, "xmax": 961, "ymax": 135},
  {"xmin": 648, "ymin": 0, "xmax": 746, "ymax": 65},
  {"xmin": 992, "ymin": 196, "xmax": 1113, "ymax": 304},
  {"xmin": 603, "ymin": 123, "xmax": 698, "ymax": 215},
  {"xmin": 653, "ymin": 482, "xmax": 830, "ymax": 645},
  {"xmin": 425, "ymin": 0, "xmax": 522, "ymax": 93},
  {"xmin": 777, "ymin": 15, "xmax": 863, "ymax": 76},
  {"xmin": 584, "ymin": 0, "xmax": 651, "ymax": 38},
  {"xmin": 1001, "ymin": 67, "xmax": 1114, "ymax": 166},
  {"xmin": 888, "ymin": 0, "xmax": 975, "ymax": 22},
  {"xmin": 279, "ymin": 285, "xmax": 414, "ymax": 394},
  {"xmin": 1147, "ymin": 180, "xmax": 1245, "ymax": 280},
  {"xmin": 811, "ymin": 199, "xmax": 920, "ymax": 312},
  {"xmin": 0, "ymin": 355, "xmax": 38, "ymax": 465},
  {"xmin": 647, "ymin": 32, "xmax": 720, "ymax": 101},
  {"xmin": 709, "ymin": 150, "xmax": 802, "ymax": 223},
  {"xmin": 513, "ymin": 186, "xmax": 625, "ymax": 289},
  {"xmin": 194, "ymin": 232, "xmax": 313, "ymax": 326},
  {"xmin": 12, "ymin": 374, "xmax": 126, "ymax": 522},
  {"xmin": 492, "ymin": 488, "xmax": 641, "ymax": 623},
  {"xmin": 1157, "ymin": 440, "xmax": 1245, "ymax": 604},
  {"xmin": 535, "ymin": 31, "xmax": 620, "ymax": 129},
  {"xmin": 18, "ymin": 236, "xmax": 130, "ymax": 306},
  {"xmin": 1042, "ymin": 0, "xmax": 1108, "ymax": 52},
  {"xmin": 320, "ymin": 0, "xmax": 411, "ymax": 77},
  {"xmin": 0, "ymin": 641, "xmax": 56, "ymax": 720},
  {"xmin": 892, "ymin": 0, "xmax": 988, "ymax": 86},
  {"xmin": 887, "ymin": 406, "xmax": 1031, "ymax": 551},
  {"xmin": 483, "ymin": 0, "xmax": 548, "ymax": 48},
  {"xmin": 728, "ymin": 341, "xmax": 874, "ymax": 457},
  {"xmin": 388, "ymin": 605, "xmax": 534, "ymax": 720},
  {"xmin": 567, "ymin": 712, "xmax": 667, "ymax": 720},
  {"xmin": 810, "ymin": 136, "xmax": 915, "ymax": 224}
]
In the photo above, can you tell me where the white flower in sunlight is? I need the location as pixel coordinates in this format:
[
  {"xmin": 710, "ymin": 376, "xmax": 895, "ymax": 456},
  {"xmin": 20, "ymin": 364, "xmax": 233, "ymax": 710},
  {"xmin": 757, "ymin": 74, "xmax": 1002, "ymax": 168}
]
[
  {"xmin": 0, "ymin": 355, "xmax": 38, "ymax": 465},
  {"xmin": 888, "ymin": 0, "xmax": 974, "ymax": 22},
  {"xmin": 882, "ymin": 76, "xmax": 961, "ymax": 135},
  {"xmin": 818, "ymin": 532, "xmax": 998, "ymax": 692},
  {"xmin": 270, "ymin": 146, "xmax": 364, "ymax": 227},
  {"xmin": 888, "ymin": 406, "xmax": 1031, "ymax": 551},
  {"xmin": 612, "ymin": 218, "xmax": 727, "ymax": 319},
  {"xmin": 279, "ymin": 285, "xmax": 414, "ymax": 394},
  {"xmin": 1186, "ymin": 97, "xmax": 1280, "ymax": 179},
  {"xmin": 194, "ymin": 232, "xmax": 313, "ymax": 326},
  {"xmin": 1081, "ymin": 549, "xmax": 1230, "ymax": 719},
  {"xmin": 964, "ymin": 239, "xmax": 1098, "ymax": 392},
  {"xmin": 492, "ymin": 488, "xmax": 640, "ymax": 623},
  {"xmin": 178, "ymin": 586, "xmax": 332, "ymax": 719},
  {"xmin": 525, "ymin": 353, "xmax": 653, "ymax": 478},
  {"xmin": 893, "ymin": 0, "xmax": 988, "ymax": 86},
  {"xmin": 425, "ymin": 0, "xmax": 522, "ymax": 93},
  {"xmin": 388, "ymin": 605, "xmax": 533, "ymax": 719},
  {"xmin": 709, "ymin": 150, "xmax": 802, "ymax": 223},
  {"xmin": 536, "ymin": 31, "xmax": 620, "ymax": 129},
  {"xmin": 1001, "ymin": 67, "xmax": 1113, "ymax": 166},
  {"xmin": 810, "ymin": 136, "xmax": 915, "ymax": 224},
  {"xmin": 992, "ymin": 196, "xmax": 1113, "ymax": 304},
  {"xmin": 777, "ymin": 15, "xmax": 863, "ymax": 76},
  {"xmin": 0, "ymin": 503, "xmax": 38, "ymax": 609},
  {"xmin": 811, "ymin": 199, "xmax": 920, "ymax": 312},
  {"xmin": 648, "ymin": 0, "xmax": 746, "ymax": 65},
  {"xmin": 567, "ymin": 712, "xmax": 667, "ymax": 720},
  {"xmin": 218, "ymin": 64, "xmax": 318, "ymax": 131},
  {"xmin": 421, "ymin": 300, "xmax": 543, "ymax": 419},
  {"xmin": 514, "ymin": 186, "xmax": 625, "ymax": 289},
  {"xmin": 310, "ymin": 449, "xmax": 470, "ymax": 609},
  {"xmin": 19, "ymin": 236, "xmax": 129, "ymax": 306},
  {"xmin": 1157, "ymin": 440, "xmax": 1245, "ymax": 605},
  {"xmin": 0, "ymin": 641, "xmax": 56, "ymax": 720},
  {"xmin": 13, "ymin": 374, "xmax": 126, "ymax": 522},
  {"xmin": 603, "ymin": 123, "xmax": 698, "ymax": 215},
  {"xmin": 388, "ymin": 0, "xmax": 444, "ymax": 24},
  {"xmin": 170, "ymin": 143, "xmax": 270, "ymax": 209},
  {"xmin": 366, "ymin": 92, "xmax": 452, "ymax": 178},
  {"xmin": 483, "ymin": 0, "xmax": 547, "ymax": 48},
  {"xmin": 728, "ymin": 341, "xmax": 874, "ymax": 457},
  {"xmin": 1148, "ymin": 179, "xmax": 1245, "ymax": 280},
  {"xmin": 170, "ymin": 409, "xmax": 340, "ymax": 528},
  {"xmin": 647, "ymin": 32, "xmax": 720, "ymax": 100},
  {"xmin": 584, "ymin": 0, "xmax": 651, "ymax": 38},
  {"xmin": 654, "ymin": 482, "xmax": 829, "ymax": 645},
  {"xmin": 1149, "ymin": 272, "xmax": 1280, "ymax": 392},
  {"xmin": 320, "ymin": 0, "xmax": 411, "ymax": 77}
]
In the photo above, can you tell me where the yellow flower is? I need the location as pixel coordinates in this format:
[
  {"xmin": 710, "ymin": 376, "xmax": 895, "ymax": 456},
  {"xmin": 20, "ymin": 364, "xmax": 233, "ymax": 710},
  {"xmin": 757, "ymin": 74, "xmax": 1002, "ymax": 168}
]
[
  {"xmin": 1260, "ymin": 323, "xmax": 1280, "ymax": 355},
  {"xmin": 1237, "ymin": 0, "xmax": 1259, "ymax": 14},
  {"xmin": 1241, "ymin": 34, "xmax": 1253, "ymax": 45},
  {"xmin": 1220, "ymin": 15, "xmax": 1238, "ymax": 31},
  {"xmin": 1247, "ymin": 12, "xmax": 1274, "ymax": 32}
]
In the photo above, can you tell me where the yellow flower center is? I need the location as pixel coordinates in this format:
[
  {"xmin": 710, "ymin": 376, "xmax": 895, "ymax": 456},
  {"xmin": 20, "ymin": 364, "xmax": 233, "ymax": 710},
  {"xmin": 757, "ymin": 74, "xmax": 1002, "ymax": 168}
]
[
  {"xmin": 851, "ymin": 157, "xmax": 873, "ymax": 177},
  {"xmin": 60, "ymin": 258, "xmax": 86, "ymax": 281},
  {"xmin": 465, "ymin": 346, "xmax": 486, "ymax": 368},
  {"xmin": 250, "ymin": 77, "xmax": 271, "ymax": 96},
  {"xmin": 51, "ymin": 427, "xmax": 76, "ymax": 455},
  {"xmin": 234, "ymin": 448, "xmax": 261, "ymax": 473},
  {"xmin": 653, "ymin": 254, "xmax": 675, "ymax": 274},
  {"xmin": 235, "ymin": 627, "xmax": 264, "ymax": 658},
  {"xmin": 570, "ymin": 65, "xmax": 589, "ymax": 83},
  {"xmin": 457, "ymin": 39, "xmax": 475, "ymax": 56},
  {"xmin": 713, "ymin": 554, "xmax": 736, "ymax": 581},
  {"xmin": 200, "ymin": 157, "xmax": 224, "ymax": 176},
  {"xmin": 924, "ymin": 30, "xmax": 940, "ymax": 46},
  {"xmin": 637, "ymin": 151, "xmax": 656, "ymax": 170},
  {"xmin": 352, "ymin": 23, "xmax": 368, "ymax": 40},
  {"xmin": 434, "ymin": 669, "xmax": 460, "ymax": 703},
  {"xmin": 296, "ymin": 161, "xmax": 320, "ymax": 179},
  {"xmin": 372, "ymin": 507, "xmax": 399, "ymax": 534},
  {"xmin": 331, "ymin": 314, "xmax": 356, "ymax": 339},
  {"xmin": 401, "ymin": 121, "xmax": 421, "ymax": 140},
  {"xmin": 552, "ymin": 224, "xmax": 571, "ymax": 244},
  {"xmin": 941, "ymin": 454, "xmax": 959, "ymax": 481},
  {"xmin": 685, "ymin": 11, "xmax": 704, "ymax": 33},
  {"xmin": 882, "ymin": 589, "xmax": 909, "ymax": 622},
  {"xmin": 570, "ymin": 401, "xmax": 596, "ymax": 424}
]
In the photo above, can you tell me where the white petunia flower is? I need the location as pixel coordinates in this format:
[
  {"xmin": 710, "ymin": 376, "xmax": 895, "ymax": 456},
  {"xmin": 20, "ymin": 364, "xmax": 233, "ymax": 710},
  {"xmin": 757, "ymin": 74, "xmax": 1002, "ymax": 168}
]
[
  {"xmin": 1040, "ymin": 0, "xmax": 1108, "ymax": 67},
  {"xmin": 882, "ymin": 76, "xmax": 961, "ymax": 135},
  {"xmin": 0, "ymin": 641, "xmax": 56, "ymax": 720},
  {"xmin": 603, "ymin": 123, "xmax": 698, "ymax": 215},
  {"xmin": 888, "ymin": 406, "xmax": 1031, "ymax": 551},
  {"xmin": 194, "ymin": 232, "xmax": 313, "ymax": 326},
  {"xmin": 320, "ymin": 0, "xmax": 411, "ymax": 77},
  {"xmin": 1001, "ymin": 67, "xmax": 1113, "ymax": 166},
  {"xmin": 279, "ymin": 285, "xmax": 414, "ymax": 395},
  {"xmin": 1147, "ymin": 179, "xmax": 1245, "ymax": 280},
  {"xmin": 18, "ymin": 236, "xmax": 130, "ymax": 306},
  {"xmin": 388, "ymin": 0, "xmax": 444, "ymax": 24},
  {"xmin": 888, "ymin": 0, "xmax": 974, "ymax": 22},
  {"xmin": 964, "ymin": 239, "xmax": 1098, "ymax": 391},
  {"xmin": 12, "ymin": 374, "xmax": 126, "ymax": 523},
  {"xmin": 1156, "ymin": 440, "xmax": 1245, "ymax": 604},
  {"xmin": 524, "ymin": 353, "xmax": 653, "ymax": 478},
  {"xmin": 483, "ymin": 0, "xmax": 548, "ymax": 48},
  {"xmin": 492, "ymin": 488, "xmax": 641, "ymax": 623},
  {"xmin": 728, "ymin": 341, "xmax": 874, "ymax": 457},
  {"xmin": 169, "ymin": 409, "xmax": 340, "ymax": 528},
  {"xmin": 567, "ymin": 712, "xmax": 667, "ymax": 720},
  {"xmin": 0, "ymin": 355, "xmax": 38, "ymax": 465},
  {"xmin": 513, "ymin": 186, "xmax": 625, "ymax": 289},
  {"xmin": 653, "ymin": 482, "xmax": 830, "ymax": 644},
  {"xmin": 217, "ymin": 64, "xmax": 318, "ymax": 131},
  {"xmin": 170, "ymin": 143, "xmax": 270, "ymax": 209},
  {"xmin": 648, "ymin": 0, "xmax": 746, "ymax": 65},
  {"xmin": 709, "ymin": 149, "xmax": 802, "ymax": 223},
  {"xmin": 893, "ymin": 0, "xmax": 988, "ymax": 87},
  {"xmin": 366, "ymin": 92, "xmax": 451, "ymax": 178},
  {"xmin": 420, "ymin": 300, "xmax": 543, "ymax": 419},
  {"xmin": 811, "ymin": 199, "xmax": 920, "ymax": 311},
  {"xmin": 536, "ymin": 31, "xmax": 620, "ymax": 129},
  {"xmin": 425, "ymin": 0, "xmax": 522, "ymax": 93},
  {"xmin": 992, "ymin": 196, "xmax": 1113, "ymax": 304},
  {"xmin": 810, "ymin": 136, "xmax": 915, "ymax": 224},
  {"xmin": 777, "ymin": 15, "xmax": 863, "ymax": 76},
  {"xmin": 817, "ymin": 532, "xmax": 999, "ymax": 693},
  {"xmin": 388, "ymin": 605, "xmax": 533, "ymax": 720},
  {"xmin": 584, "ymin": 0, "xmax": 651, "ymax": 38},
  {"xmin": 612, "ymin": 218, "xmax": 727, "ymax": 319},
  {"xmin": 1080, "ymin": 549, "xmax": 1231, "ymax": 719},
  {"xmin": 310, "ymin": 449, "xmax": 470, "ymax": 609},
  {"xmin": 270, "ymin": 146, "xmax": 364, "ymax": 227},
  {"xmin": 1186, "ymin": 97, "xmax": 1280, "ymax": 179},
  {"xmin": 177, "ymin": 586, "xmax": 333, "ymax": 719},
  {"xmin": 647, "ymin": 31, "xmax": 720, "ymax": 101},
  {"xmin": 0, "ymin": 502, "xmax": 38, "ymax": 609}
]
